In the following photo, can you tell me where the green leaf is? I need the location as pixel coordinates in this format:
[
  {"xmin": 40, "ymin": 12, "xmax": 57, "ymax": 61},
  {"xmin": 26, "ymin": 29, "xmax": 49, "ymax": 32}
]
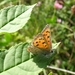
[
  {"xmin": 52, "ymin": 42, "xmax": 60, "ymax": 50},
  {"xmin": 0, "ymin": 43, "xmax": 42, "ymax": 75},
  {"xmin": 0, "ymin": 0, "xmax": 12, "ymax": 6},
  {"xmin": 0, "ymin": 50, "xmax": 8, "ymax": 73},
  {"xmin": 0, "ymin": 42, "xmax": 60, "ymax": 75},
  {"xmin": 0, "ymin": 4, "xmax": 36, "ymax": 33},
  {"xmin": 48, "ymin": 72, "xmax": 53, "ymax": 75}
]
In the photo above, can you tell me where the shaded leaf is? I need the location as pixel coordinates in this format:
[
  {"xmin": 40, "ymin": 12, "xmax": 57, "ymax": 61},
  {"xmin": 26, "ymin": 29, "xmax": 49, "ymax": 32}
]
[{"xmin": 0, "ymin": 42, "xmax": 59, "ymax": 75}]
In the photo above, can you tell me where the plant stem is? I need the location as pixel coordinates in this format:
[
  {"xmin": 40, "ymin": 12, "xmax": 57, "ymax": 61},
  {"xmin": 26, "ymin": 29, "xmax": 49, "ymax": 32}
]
[{"xmin": 47, "ymin": 66, "xmax": 75, "ymax": 75}]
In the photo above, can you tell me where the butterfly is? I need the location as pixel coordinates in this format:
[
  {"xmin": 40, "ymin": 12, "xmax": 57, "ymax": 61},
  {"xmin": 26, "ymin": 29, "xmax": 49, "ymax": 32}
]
[{"xmin": 27, "ymin": 24, "xmax": 52, "ymax": 55}]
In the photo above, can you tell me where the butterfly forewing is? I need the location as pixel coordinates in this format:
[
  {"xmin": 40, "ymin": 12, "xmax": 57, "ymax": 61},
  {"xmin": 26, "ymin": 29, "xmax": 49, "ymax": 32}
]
[
  {"xmin": 33, "ymin": 34, "xmax": 49, "ymax": 50},
  {"xmin": 41, "ymin": 25, "xmax": 52, "ymax": 50}
]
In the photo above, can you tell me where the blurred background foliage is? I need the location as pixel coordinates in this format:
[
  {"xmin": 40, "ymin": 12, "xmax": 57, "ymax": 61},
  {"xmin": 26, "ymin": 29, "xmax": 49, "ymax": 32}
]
[{"xmin": 0, "ymin": 0, "xmax": 75, "ymax": 75}]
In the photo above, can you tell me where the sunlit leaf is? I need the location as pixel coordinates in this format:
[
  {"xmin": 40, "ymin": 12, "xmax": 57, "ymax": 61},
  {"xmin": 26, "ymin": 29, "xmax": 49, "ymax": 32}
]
[{"xmin": 0, "ymin": 4, "xmax": 36, "ymax": 33}]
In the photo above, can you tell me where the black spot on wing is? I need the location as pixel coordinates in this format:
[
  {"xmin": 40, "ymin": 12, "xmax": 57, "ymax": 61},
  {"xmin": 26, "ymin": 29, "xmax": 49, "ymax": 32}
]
[
  {"xmin": 36, "ymin": 44, "xmax": 39, "ymax": 46},
  {"xmin": 46, "ymin": 31, "xmax": 50, "ymax": 33},
  {"xmin": 47, "ymin": 36, "xmax": 49, "ymax": 38},
  {"xmin": 36, "ymin": 41, "xmax": 38, "ymax": 43},
  {"xmin": 42, "ymin": 42, "xmax": 45, "ymax": 44}
]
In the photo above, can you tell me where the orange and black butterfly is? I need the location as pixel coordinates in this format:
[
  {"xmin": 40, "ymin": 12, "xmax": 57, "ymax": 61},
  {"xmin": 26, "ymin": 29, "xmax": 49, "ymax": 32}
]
[{"xmin": 27, "ymin": 24, "xmax": 52, "ymax": 55}]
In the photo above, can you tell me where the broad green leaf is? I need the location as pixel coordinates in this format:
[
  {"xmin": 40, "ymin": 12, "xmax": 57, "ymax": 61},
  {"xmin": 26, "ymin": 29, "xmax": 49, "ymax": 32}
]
[
  {"xmin": 0, "ymin": 43, "xmax": 43, "ymax": 75},
  {"xmin": 0, "ymin": 50, "xmax": 8, "ymax": 73},
  {"xmin": 0, "ymin": 42, "xmax": 60, "ymax": 75},
  {"xmin": 0, "ymin": 4, "xmax": 36, "ymax": 33}
]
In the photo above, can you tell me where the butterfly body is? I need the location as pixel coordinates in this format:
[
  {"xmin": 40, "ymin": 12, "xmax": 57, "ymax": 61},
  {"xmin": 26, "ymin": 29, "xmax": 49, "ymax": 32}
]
[{"xmin": 27, "ymin": 25, "xmax": 52, "ymax": 55}]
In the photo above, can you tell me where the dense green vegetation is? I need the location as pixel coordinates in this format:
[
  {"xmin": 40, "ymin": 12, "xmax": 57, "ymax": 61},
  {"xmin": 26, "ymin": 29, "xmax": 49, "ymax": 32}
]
[{"xmin": 0, "ymin": 0, "xmax": 75, "ymax": 75}]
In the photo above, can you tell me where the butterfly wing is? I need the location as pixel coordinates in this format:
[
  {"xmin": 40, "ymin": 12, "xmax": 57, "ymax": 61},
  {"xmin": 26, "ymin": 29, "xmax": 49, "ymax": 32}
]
[
  {"xmin": 41, "ymin": 25, "xmax": 52, "ymax": 50},
  {"xmin": 28, "ymin": 33, "xmax": 50, "ymax": 54},
  {"xmin": 28, "ymin": 45, "xmax": 49, "ymax": 54},
  {"xmin": 27, "ymin": 25, "xmax": 52, "ymax": 54},
  {"xmin": 27, "ymin": 45, "xmax": 41, "ymax": 54},
  {"xmin": 33, "ymin": 33, "xmax": 49, "ymax": 50}
]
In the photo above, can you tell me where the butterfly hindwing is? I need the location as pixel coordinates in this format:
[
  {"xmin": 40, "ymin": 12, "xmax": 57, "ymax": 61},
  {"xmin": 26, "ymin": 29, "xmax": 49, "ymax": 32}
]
[{"xmin": 28, "ymin": 45, "xmax": 49, "ymax": 54}]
